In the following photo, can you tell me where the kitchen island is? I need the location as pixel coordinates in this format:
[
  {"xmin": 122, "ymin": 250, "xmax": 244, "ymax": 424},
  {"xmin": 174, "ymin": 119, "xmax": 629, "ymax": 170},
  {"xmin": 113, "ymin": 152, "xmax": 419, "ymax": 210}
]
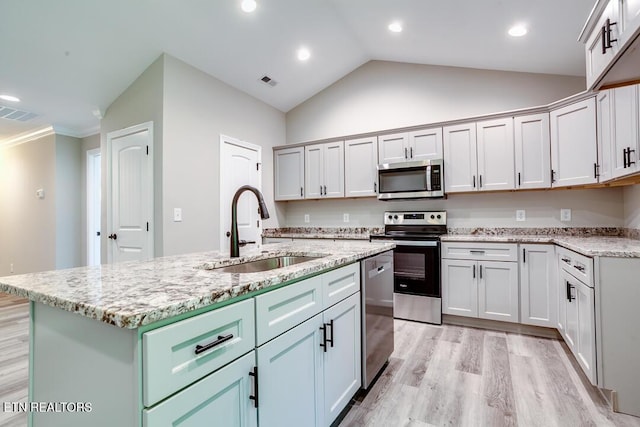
[{"xmin": 0, "ymin": 240, "xmax": 394, "ymax": 427}]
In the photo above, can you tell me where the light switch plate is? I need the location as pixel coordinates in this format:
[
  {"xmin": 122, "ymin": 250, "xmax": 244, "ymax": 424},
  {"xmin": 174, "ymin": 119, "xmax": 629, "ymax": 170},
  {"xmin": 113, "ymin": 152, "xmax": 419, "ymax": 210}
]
[
  {"xmin": 173, "ymin": 208, "xmax": 182, "ymax": 222},
  {"xmin": 561, "ymin": 209, "xmax": 571, "ymax": 222},
  {"xmin": 343, "ymin": 213, "xmax": 349, "ymax": 223},
  {"xmin": 304, "ymin": 214, "xmax": 310, "ymax": 223},
  {"xmin": 516, "ymin": 210, "xmax": 526, "ymax": 222}
]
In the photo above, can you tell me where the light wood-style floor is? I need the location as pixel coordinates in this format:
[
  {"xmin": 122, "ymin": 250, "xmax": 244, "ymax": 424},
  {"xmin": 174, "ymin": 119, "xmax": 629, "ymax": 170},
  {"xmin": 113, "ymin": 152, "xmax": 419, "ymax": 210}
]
[
  {"xmin": 340, "ymin": 319, "xmax": 640, "ymax": 427},
  {"xmin": 0, "ymin": 292, "xmax": 29, "ymax": 427}
]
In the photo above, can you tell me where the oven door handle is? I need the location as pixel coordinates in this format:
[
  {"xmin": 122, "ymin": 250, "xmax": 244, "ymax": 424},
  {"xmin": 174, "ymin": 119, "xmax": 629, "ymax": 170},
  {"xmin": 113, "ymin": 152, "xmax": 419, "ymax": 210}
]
[
  {"xmin": 387, "ymin": 240, "xmax": 438, "ymax": 247},
  {"xmin": 426, "ymin": 165, "xmax": 432, "ymax": 191}
]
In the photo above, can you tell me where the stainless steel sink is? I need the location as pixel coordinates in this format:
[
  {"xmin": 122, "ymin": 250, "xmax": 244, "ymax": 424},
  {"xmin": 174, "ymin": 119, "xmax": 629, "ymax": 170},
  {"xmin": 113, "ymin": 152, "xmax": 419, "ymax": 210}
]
[{"xmin": 216, "ymin": 256, "xmax": 322, "ymax": 273}]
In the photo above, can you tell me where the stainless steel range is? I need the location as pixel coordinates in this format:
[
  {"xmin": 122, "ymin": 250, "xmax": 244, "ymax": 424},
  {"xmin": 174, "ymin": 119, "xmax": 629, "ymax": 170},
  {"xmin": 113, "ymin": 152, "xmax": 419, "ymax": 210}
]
[{"xmin": 370, "ymin": 211, "xmax": 446, "ymax": 324}]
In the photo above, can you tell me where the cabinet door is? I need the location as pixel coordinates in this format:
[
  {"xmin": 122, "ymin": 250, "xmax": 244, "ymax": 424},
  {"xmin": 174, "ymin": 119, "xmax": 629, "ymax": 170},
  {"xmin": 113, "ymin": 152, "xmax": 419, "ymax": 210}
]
[
  {"xmin": 611, "ymin": 85, "xmax": 639, "ymax": 178},
  {"xmin": 575, "ymin": 281, "xmax": 597, "ymax": 385},
  {"xmin": 442, "ymin": 259, "xmax": 478, "ymax": 317},
  {"xmin": 596, "ymin": 90, "xmax": 614, "ymax": 182},
  {"xmin": 476, "ymin": 118, "xmax": 515, "ymax": 191},
  {"xmin": 323, "ymin": 141, "xmax": 345, "ymax": 198},
  {"xmin": 621, "ymin": 0, "xmax": 640, "ymax": 44},
  {"xmin": 274, "ymin": 147, "xmax": 304, "ymax": 200},
  {"xmin": 550, "ymin": 97, "xmax": 598, "ymax": 187},
  {"xmin": 585, "ymin": 0, "xmax": 620, "ymax": 88},
  {"xmin": 345, "ymin": 137, "xmax": 377, "ymax": 197},
  {"xmin": 143, "ymin": 351, "xmax": 257, "ymax": 427},
  {"xmin": 323, "ymin": 293, "xmax": 361, "ymax": 425},
  {"xmin": 520, "ymin": 244, "xmax": 557, "ymax": 327},
  {"xmin": 305, "ymin": 144, "xmax": 323, "ymax": 199},
  {"xmin": 477, "ymin": 261, "xmax": 519, "ymax": 322},
  {"xmin": 257, "ymin": 314, "xmax": 324, "ymax": 427},
  {"xmin": 378, "ymin": 132, "xmax": 409, "ymax": 164},
  {"xmin": 562, "ymin": 270, "xmax": 579, "ymax": 352},
  {"xmin": 408, "ymin": 127, "xmax": 443, "ymax": 161},
  {"xmin": 443, "ymin": 123, "xmax": 478, "ymax": 193},
  {"xmin": 514, "ymin": 113, "xmax": 551, "ymax": 189}
]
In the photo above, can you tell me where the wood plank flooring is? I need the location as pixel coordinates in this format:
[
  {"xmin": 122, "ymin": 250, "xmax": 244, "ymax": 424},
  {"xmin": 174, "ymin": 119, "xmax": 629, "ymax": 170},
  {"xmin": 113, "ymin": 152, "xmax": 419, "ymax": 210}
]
[
  {"xmin": 2, "ymin": 292, "xmax": 639, "ymax": 427},
  {"xmin": 0, "ymin": 292, "xmax": 29, "ymax": 427},
  {"xmin": 340, "ymin": 320, "xmax": 640, "ymax": 427}
]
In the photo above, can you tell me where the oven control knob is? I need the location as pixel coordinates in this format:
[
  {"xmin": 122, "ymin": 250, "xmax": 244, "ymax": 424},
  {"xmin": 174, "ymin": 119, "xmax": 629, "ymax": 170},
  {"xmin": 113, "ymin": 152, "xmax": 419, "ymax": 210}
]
[
  {"xmin": 430, "ymin": 214, "xmax": 435, "ymax": 219},
  {"xmin": 393, "ymin": 215, "xmax": 398, "ymax": 220},
  {"xmin": 387, "ymin": 215, "xmax": 393, "ymax": 220},
  {"xmin": 437, "ymin": 214, "xmax": 442, "ymax": 219}
]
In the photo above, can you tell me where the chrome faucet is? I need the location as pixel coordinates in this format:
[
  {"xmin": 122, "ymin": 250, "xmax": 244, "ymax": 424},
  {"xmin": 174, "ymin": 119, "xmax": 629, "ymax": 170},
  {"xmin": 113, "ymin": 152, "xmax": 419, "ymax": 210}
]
[{"xmin": 229, "ymin": 185, "xmax": 270, "ymax": 257}]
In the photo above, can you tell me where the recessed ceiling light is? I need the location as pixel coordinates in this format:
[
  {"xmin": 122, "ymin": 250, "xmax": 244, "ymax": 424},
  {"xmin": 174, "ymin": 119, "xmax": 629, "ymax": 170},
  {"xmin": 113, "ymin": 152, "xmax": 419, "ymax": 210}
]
[
  {"xmin": 0, "ymin": 94, "xmax": 20, "ymax": 102},
  {"xmin": 297, "ymin": 47, "xmax": 311, "ymax": 61},
  {"xmin": 388, "ymin": 22, "xmax": 403, "ymax": 33},
  {"xmin": 241, "ymin": 0, "xmax": 257, "ymax": 13},
  {"xmin": 508, "ymin": 24, "xmax": 527, "ymax": 37}
]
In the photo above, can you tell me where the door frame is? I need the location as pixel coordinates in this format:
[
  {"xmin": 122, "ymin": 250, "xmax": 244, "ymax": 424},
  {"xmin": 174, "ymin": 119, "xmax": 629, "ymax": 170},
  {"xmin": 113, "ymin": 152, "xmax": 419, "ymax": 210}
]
[
  {"xmin": 106, "ymin": 121, "xmax": 154, "ymax": 263},
  {"xmin": 219, "ymin": 135, "xmax": 262, "ymax": 250},
  {"xmin": 86, "ymin": 148, "xmax": 101, "ymax": 266}
]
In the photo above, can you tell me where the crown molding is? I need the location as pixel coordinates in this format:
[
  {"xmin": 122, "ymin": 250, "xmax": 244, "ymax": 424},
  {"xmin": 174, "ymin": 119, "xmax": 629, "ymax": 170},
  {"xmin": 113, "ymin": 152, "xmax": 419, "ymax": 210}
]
[
  {"xmin": 52, "ymin": 124, "xmax": 100, "ymax": 139},
  {"xmin": 0, "ymin": 126, "xmax": 55, "ymax": 150}
]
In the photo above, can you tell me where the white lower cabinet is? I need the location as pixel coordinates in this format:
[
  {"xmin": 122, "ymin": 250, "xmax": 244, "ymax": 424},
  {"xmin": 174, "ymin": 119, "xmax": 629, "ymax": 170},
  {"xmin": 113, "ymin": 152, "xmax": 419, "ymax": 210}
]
[
  {"xmin": 257, "ymin": 292, "xmax": 361, "ymax": 427},
  {"xmin": 442, "ymin": 251, "xmax": 519, "ymax": 323},
  {"xmin": 520, "ymin": 244, "xmax": 557, "ymax": 328},
  {"xmin": 143, "ymin": 351, "xmax": 257, "ymax": 427}
]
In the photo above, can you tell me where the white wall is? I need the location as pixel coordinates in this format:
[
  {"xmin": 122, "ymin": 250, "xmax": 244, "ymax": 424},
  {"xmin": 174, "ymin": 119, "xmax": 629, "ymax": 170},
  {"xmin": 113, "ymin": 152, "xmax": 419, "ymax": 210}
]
[
  {"xmin": 55, "ymin": 135, "xmax": 83, "ymax": 269},
  {"xmin": 624, "ymin": 184, "xmax": 640, "ymax": 229},
  {"xmin": 286, "ymin": 60, "xmax": 586, "ymax": 143},
  {"xmin": 284, "ymin": 188, "xmax": 625, "ymax": 229},
  {"xmin": 162, "ymin": 55, "xmax": 286, "ymax": 256}
]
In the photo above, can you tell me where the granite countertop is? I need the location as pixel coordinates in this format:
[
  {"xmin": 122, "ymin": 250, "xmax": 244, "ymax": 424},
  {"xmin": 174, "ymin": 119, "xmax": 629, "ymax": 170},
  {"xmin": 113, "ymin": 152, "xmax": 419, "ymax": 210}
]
[
  {"xmin": 441, "ymin": 234, "xmax": 640, "ymax": 258},
  {"xmin": 0, "ymin": 240, "xmax": 394, "ymax": 329}
]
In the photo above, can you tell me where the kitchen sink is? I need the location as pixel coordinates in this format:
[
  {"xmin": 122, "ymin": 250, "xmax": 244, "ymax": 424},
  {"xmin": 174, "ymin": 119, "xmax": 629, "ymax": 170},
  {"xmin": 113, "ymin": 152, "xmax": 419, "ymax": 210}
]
[{"xmin": 216, "ymin": 256, "xmax": 323, "ymax": 273}]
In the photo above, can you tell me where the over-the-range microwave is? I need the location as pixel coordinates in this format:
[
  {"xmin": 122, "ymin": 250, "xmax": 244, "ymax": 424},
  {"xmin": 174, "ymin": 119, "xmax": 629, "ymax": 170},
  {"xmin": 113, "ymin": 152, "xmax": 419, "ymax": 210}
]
[{"xmin": 377, "ymin": 159, "xmax": 444, "ymax": 200}]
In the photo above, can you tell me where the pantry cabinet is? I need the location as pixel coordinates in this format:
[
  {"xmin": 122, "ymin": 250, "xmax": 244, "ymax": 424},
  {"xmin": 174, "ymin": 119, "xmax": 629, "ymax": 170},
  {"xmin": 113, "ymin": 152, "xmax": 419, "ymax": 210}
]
[
  {"xmin": 550, "ymin": 97, "xmax": 598, "ymax": 187},
  {"xmin": 378, "ymin": 128, "xmax": 443, "ymax": 164},
  {"xmin": 519, "ymin": 244, "xmax": 557, "ymax": 328},
  {"xmin": 514, "ymin": 113, "xmax": 551, "ymax": 189},
  {"xmin": 305, "ymin": 141, "xmax": 344, "ymax": 199},
  {"xmin": 345, "ymin": 137, "xmax": 378, "ymax": 197},
  {"xmin": 274, "ymin": 147, "xmax": 305, "ymax": 200}
]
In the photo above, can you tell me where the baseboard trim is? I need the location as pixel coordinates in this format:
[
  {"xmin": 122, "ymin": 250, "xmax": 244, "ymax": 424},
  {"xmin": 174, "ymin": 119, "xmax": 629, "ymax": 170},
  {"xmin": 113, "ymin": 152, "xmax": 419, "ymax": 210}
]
[{"xmin": 443, "ymin": 314, "xmax": 561, "ymax": 339}]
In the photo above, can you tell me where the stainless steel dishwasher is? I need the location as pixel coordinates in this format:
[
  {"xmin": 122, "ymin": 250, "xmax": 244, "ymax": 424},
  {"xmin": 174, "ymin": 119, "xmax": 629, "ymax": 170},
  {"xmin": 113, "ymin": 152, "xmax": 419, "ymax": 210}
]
[{"xmin": 360, "ymin": 250, "xmax": 394, "ymax": 389}]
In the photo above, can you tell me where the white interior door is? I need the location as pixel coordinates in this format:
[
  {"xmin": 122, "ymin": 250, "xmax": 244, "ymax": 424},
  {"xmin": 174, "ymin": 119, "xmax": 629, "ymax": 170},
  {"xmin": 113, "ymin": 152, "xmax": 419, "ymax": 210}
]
[
  {"xmin": 87, "ymin": 149, "xmax": 101, "ymax": 266},
  {"xmin": 107, "ymin": 122, "xmax": 153, "ymax": 263},
  {"xmin": 219, "ymin": 135, "xmax": 262, "ymax": 252}
]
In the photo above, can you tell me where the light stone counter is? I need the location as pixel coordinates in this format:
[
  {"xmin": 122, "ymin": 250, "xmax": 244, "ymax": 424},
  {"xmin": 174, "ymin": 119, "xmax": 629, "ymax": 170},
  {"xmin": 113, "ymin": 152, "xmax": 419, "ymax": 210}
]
[
  {"xmin": 0, "ymin": 240, "xmax": 394, "ymax": 329},
  {"xmin": 441, "ymin": 234, "xmax": 640, "ymax": 258}
]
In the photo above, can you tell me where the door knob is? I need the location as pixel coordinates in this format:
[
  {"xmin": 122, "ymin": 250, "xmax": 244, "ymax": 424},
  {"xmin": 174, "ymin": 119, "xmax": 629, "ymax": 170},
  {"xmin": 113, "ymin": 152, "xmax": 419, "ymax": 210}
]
[
  {"xmin": 226, "ymin": 231, "xmax": 231, "ymax": 237},
  {"xmin": 108, "ymin": 233, "xmax": 117, "ymax": 240}
]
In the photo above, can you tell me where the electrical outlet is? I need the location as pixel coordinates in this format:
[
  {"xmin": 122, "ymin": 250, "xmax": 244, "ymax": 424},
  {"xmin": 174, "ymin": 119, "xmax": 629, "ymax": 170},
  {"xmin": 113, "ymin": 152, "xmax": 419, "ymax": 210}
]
[
  {"xmin": 173, "ymin": 208, "xmax": 182, "ymax": 222},
  {"xmin": 343, "ymin": 213, "xmax": 349, "ymax": 223},
  {"xmin": 10, "ymin": 263, "xmax": 13, "ymax": 273},
  {"xmin": 516, "ymin": 210, "xmax": 526, "ymax": 222},
  {"xmin": 304, "ymin": 214, "xmax": 310, "ymax": 223},
  {"xmin": 561, "ymin": 209, "xmax": 572, "ymax": 222}
]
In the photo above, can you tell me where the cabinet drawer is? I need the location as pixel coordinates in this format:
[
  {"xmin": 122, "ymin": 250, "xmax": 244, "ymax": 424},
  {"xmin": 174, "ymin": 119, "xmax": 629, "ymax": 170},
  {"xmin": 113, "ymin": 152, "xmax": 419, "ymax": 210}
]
[
  {"xmin": 441, "ymin": 242, "xmax": 518, "ymax": 262},
  {"xmin": 142, "ymin": 299, "xmax": 255, "ymax": 407},
  {"xmin": 255, "ymin": 276, "xmax": 323, "ymax": 346},
  {"xmin": 143, "ymin": 351, "xmax": 257, "ymax": 427},
  {"xmin": 323, "ymin": 263, "xmax": 360, "ymax": 309},
  {"xmin": 557, "ymin": 247, "xmax": 593, "ymax": 287}
]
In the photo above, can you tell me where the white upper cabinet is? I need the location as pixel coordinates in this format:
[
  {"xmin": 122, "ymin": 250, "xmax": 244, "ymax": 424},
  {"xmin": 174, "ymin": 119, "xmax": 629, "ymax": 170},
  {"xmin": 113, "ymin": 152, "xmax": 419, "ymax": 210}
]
[
  {"xmin": 274, "ymin": 147, "xmax": 304, "ymax": 200},
  {"xmin": 622, "ymin": 0, "xmax": 640, "ymax": 37},
  {"xmin": 305, "ymin": 141, "xmax": 344, "ymax": 199},
  {"xmin": 378, "ymin": 132, "xmax": 409, "ymax": 164},
  {"xmin": 596, "ymin": 90, "xmax": 614, "ymax": 182},
  {"xmin": 476, "ymin": 118, "xmax": 515, "ymax": 191},
  {"xmin": 550, "ymin": 97, "xmax": 599, "ymax": 187},
  {"xmin": 514, "ymin": 113, "xmax": 551, "ymax": 189},
  {"xmin": 611, "ymin": 84, "xmax": 640, "ymax": 178},
  {"xmin": 345, "ymin": 137, "xmax": 378, "ymax": 197},
  {"xmin": 378, "ymin": 128, "xmax": 443, "ymax": 164},
  {"xmin": 408, "ymin": 127, "xmax": 443, "ymax": 161},
  {"xmin": 444, "ymin": 123, "xmax": 478, "ymax": 193},
  {"xmin": 585, "ymin": 0, "xmax": 620, "ymax": 89}
]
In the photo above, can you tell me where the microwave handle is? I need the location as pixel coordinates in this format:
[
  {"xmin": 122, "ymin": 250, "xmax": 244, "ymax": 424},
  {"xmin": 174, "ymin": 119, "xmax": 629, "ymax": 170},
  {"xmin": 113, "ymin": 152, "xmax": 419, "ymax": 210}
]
[{"xmin": 426, "ymin": 165, "xmax": 432, "ymax": 191}]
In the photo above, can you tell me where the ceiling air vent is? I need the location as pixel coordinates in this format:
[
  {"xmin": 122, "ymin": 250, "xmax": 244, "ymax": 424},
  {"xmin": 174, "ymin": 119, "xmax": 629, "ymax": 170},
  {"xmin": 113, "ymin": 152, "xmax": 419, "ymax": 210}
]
[
  {"xmin": 260, "ymin": 75, "xmax": 278, "ymax": 87},
  {"xmin": 0, "ymin": 105, "xmax": 38, "ymax": 122}
]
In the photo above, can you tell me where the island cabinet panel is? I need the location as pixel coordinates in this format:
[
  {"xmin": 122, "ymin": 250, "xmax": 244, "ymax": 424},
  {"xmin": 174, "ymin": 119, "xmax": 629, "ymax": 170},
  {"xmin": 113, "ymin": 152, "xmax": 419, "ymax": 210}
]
[
  {"xmin": 255, "ymin": 275, "xmax": 323, "ymax": 346},
  {"xmin": 142, "ymin": 299, "xmax": 256, "ymax": 407},
  {"xmin": 143, "ymin": 351, "xmax": 257, "ymax": 427},
  {"xmin": 257, "ymin": 314, "xmax": 325, "ymax": 427},
  {"xmin": 322, "ymin": 262, "xmax": 360, "ymax": 308}
]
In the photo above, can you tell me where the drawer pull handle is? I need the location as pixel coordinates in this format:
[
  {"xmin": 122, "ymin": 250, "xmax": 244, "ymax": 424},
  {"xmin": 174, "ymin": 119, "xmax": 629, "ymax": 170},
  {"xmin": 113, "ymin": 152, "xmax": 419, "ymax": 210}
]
[
  {"xmin": 249, "ymin": 366, "xmax": 259, "ymax": 408},
  {"xmin": 319, "ymin": 324, "xmax": 327, "ymax": 352},
  {"xmin": 561, "ymin": 257, "xmax": 570, "ymax": 263},
  {"xmin": 326, "ymin": 319, "xmax": 334, "ymax": 348},
  {"xmin": 195, "ymin": 333, "xmax": 234, "ymax": 355},
  {"xmin": 470, "ymin": 250, "xmax": 485, "ymax": 254},
  {"xmin": 574, "ymin": 265, "xmax": 585, "ymax": 272}
]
